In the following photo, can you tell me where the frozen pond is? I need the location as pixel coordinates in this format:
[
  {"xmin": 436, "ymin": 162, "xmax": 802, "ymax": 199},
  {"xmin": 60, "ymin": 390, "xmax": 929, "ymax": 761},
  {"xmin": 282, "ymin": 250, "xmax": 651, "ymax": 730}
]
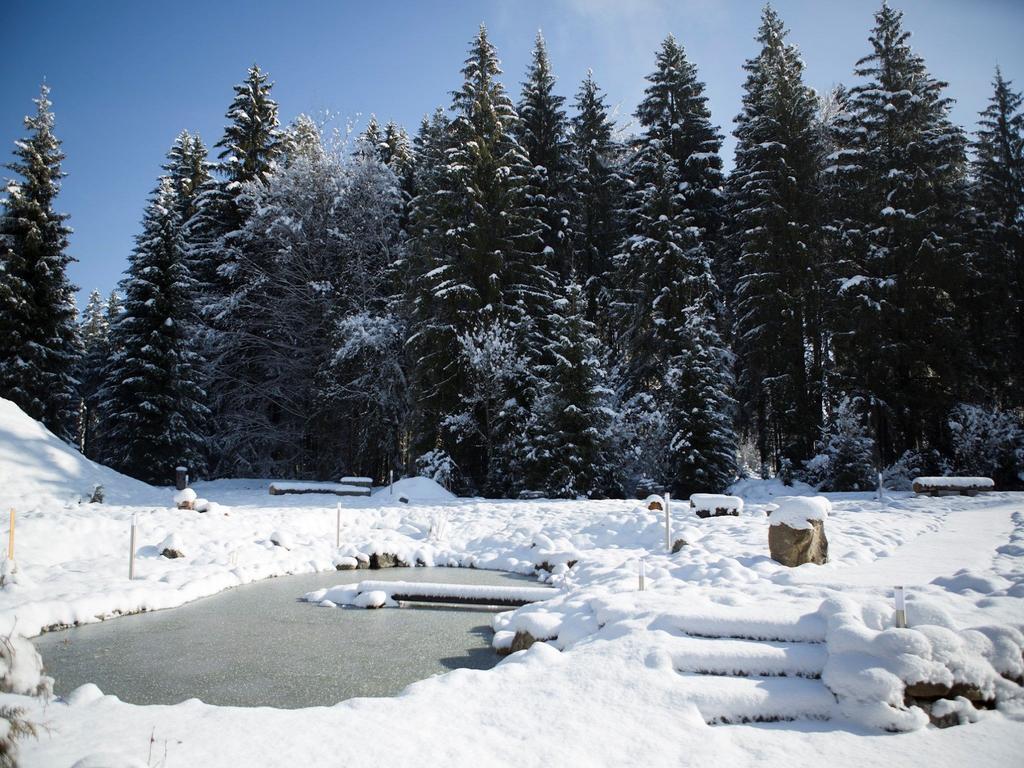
[{"xmin": 37, "ymin": 567, "xmax": 536, "ymax": 708}]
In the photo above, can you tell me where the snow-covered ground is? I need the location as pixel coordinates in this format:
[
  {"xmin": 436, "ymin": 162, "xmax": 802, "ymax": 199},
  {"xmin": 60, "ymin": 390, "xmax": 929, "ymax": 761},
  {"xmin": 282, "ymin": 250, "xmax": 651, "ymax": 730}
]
[{"xmin": 0, "ymin": 401, "xmax": 1022, "ymax": 766}]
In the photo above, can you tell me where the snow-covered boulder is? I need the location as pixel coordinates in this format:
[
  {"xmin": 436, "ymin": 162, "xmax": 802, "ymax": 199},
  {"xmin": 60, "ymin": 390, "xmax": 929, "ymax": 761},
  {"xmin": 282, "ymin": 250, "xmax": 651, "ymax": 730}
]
[
  {"xmin": 690, "ymin": 493, "xmax": 743, "ymax": 518},
  {"xmin": 158, "ymin": 533, "xmax": 185, "ymax": 559},
  {"xmin": 644, "ymin": 494, "xmax": 665, "ymax": 511},
  {"xmin": 173, "ymin": 487, "xmax": 197, "ymax": 510},
  {"xmin": 269, "ymin": 530, "xmax": 294, "ymax": 550},
  {"xmin": 769, "ymin": 496, "xmax": 830, "ymax": 566}
]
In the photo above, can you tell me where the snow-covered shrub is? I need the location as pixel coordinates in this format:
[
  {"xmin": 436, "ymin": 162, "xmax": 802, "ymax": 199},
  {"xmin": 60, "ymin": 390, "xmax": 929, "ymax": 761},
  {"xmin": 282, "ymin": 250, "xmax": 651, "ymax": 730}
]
[
  {"xmin": 0, "ymin": 633, "xmax": 51, "ymax": 767},
  {"xmin": 802, "ymin": 396, "xmax": 876, "ymax": 491},
  {"xmin": 613, "ymin": 392, "xmax": 671, "ymax": 495},
  {"xmin": 946, "ymin": 404, "xmax": 1024, "ymax": 487},
  {"xmin": 882, "ymin": 449, "xmax": 950, "ymax": 491},
  {"xmin": 416, "ymin": 449, "xmax": 458, "ymax": 491}
]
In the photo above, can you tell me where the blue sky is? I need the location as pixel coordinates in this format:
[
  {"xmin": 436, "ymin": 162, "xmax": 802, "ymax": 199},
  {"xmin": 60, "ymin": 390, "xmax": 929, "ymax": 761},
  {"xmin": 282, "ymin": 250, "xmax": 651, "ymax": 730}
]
[{"xmin": 2, "ymin": 0, "xmax": 1022, "ymax": 307}]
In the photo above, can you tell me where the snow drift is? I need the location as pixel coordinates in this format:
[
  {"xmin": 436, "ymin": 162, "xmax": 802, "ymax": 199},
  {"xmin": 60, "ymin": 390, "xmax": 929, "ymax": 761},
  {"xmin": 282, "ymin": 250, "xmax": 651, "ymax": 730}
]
[{"xmin": 0, "ymin": 397, "xmax": 158, "ymax": 508}]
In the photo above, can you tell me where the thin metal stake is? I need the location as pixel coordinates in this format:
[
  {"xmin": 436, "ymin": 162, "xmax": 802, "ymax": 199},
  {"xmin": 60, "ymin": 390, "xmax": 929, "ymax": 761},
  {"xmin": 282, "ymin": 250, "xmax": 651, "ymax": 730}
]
[
  {"xmin": 894, "ymin": 585, "xmax": 907, "ymax": 628},
  {"xmin": 128, "ymin": 514, "xmax": 137, "ymax": 580},
  {"xmin": 664, "ymin": 491, "xmax": 672, "ymax": 552},
  {"xmin": 639, "ymin": 557, "xmax": 646, "ymax": 591},
  {"xmin": 335, "ymin": 504, "xmax": 341, "ymax": 549}
]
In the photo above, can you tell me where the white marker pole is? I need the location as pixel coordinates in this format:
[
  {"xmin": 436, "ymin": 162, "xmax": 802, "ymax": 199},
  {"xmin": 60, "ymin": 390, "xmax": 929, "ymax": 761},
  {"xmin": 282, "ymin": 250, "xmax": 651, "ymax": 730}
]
[
  {"xmin": 664, "ymin": 491, "xmax": 672, "ymax": 552},
  {"xmin": 335, "ymin": 504, "xmax": 341, "ymax": 549},
  {"xmin": 877, "ymin": 472, "xmax": 884, "ymax": 502},
  {"xmin": 894, "ymin": 585, "xmax": 907, "ymax": 628},
  {"xmin": 639, "ymin": 557, "xmax": 646, "ymax": 591},
  {"xmin": 128, "ymin": 513, "xmax": 137, "ymax": 580},
  {"xmin": 389, "ymin": 469, "xmax": 394, "ymax": 497}
]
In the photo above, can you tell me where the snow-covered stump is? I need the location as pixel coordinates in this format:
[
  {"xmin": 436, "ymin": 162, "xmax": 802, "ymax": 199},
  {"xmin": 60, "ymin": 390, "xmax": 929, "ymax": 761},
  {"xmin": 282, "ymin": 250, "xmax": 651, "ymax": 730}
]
[
  {"xmin": 690, "ymin": 493, "xmax": 743, "ymax": 519},
  {"xmin": 768, "ymin": 497, "xmax": 830, "ymax": 567},
  {"xmin": 911, "ymin": 476, "xmax": 995, "ymax": 496}
]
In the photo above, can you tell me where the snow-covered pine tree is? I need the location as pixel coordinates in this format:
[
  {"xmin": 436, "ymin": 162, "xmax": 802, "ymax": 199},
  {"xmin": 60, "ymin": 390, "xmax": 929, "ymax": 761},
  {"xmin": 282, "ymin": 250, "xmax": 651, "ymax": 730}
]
[
  {"xmin": 407, "ymin": 25, "xmax": 546, "ymax": 494},
  {"xmin": 281, "ymin": 114, "xmax": 324, "ymax": 166},
  {"xmin": 0, "ymin": 84, "xmax": 80, "ymax": 440},
  {"xmin": 632, "ymin": 35, "xmax": 726, "ymax": 287},
  {"xmin": 517, "ymin": 31, "xmax": 576, "ymax": 281},
  {"xmin": 965, "ymin": 68, "xmax": 1024, "ymax": 407},
  {"xmin": 77, "ymin": 290, "xmax": 110, "ymax": 457},
  {"xmin": 99, "ymin": 178, "xmax": 208, "ymax": 483},
  {"xmin": 359, "ymin": 115, "xmax": 386, "ymax": 161},
  {"xmin": 196, "ymin": 64, "xmax": 284, "ymax": 472},
  {"xmin": 614, "ymin": 37, "xmax": 736, "ymax": 494},
  {"xmin": 825, "ymin": 4, "xmax": 968, "ymax": 465},
  {"xmin": 729, "ymin": 5, "xmax": 826, "ymax": 475},
  {"xmin": 163, "ymin": 131, "xmax": 210, "ymax": 226},
  {"xmin": 804, "ymin": 396, "xmax": 877, "ymax": 491},
  {"xmin": 524, "ymin": 282, "xmax": 617, "ymax": 498},
  {"xmin": 569, "ymin": 70, "xmax": 626, "ymax": 336}
]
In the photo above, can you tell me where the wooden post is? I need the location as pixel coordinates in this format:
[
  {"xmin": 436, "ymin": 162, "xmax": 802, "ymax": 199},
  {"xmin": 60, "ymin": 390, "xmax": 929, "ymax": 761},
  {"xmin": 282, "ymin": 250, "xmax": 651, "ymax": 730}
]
[
  {"xmin": 7, "ymin": 508, "xmax": 14, "ymax": 561},
  {"xmin": 175, "ymin": 466, "xmax": 188, "ymax": 491},
  {"xmin": 664, "ymin": 491, "xmax": 671, "ymax": 552},
  {"xmin": 128, "ymin": 514, "xmax": 137, "ymax": 580}
]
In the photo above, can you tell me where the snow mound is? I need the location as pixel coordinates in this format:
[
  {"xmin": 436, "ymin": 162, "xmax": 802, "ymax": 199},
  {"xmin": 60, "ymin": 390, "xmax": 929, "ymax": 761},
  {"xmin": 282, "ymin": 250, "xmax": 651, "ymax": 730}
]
[
  {"xmin": 380, "ymin": 476, "xmax": 457, "ymax": 502},
  {"xmin": 770, "ymin": 496, "xmax": 831, "ymax": 530},
  {"xmin": 0, "ymin": 397, "xmax": 157, "ymax": 508}
]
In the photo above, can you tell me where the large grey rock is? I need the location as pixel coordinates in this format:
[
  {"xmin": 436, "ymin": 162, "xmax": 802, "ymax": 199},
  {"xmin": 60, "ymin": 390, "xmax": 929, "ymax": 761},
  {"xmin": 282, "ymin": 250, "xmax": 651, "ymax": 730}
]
[
  {"xmin": 769, "ymin": 519, "xmax": 828, "ymax": 566},
  {"xmin": 370, "ymin": 552, "xmax": 408, "ymax": 569}
]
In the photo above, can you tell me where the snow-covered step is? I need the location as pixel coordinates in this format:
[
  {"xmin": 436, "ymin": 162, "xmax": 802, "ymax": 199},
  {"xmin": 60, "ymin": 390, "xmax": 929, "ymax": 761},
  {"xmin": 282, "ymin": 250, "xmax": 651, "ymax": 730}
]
[
  {"xmin": 665, "ymin": 635, "xmax": 827, "ymax": 678},
  {"xmin": 673, "ymin": 672, "xmax": 835, "ymax": 724},
  {"xmin": 354, "ymin": 580, "xmax": 555, "ymax": 607},
  {"xmin": 654, "ymin": 610, "xmax": 826, "ymax": 643}
]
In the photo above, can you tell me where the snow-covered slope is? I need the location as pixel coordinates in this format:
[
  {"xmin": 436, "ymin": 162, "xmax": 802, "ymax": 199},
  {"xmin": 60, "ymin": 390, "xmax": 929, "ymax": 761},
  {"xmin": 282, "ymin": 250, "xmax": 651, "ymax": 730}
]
[{"xmin": 0, "ymin": 397, "xmax": 158, "ymax": 509}]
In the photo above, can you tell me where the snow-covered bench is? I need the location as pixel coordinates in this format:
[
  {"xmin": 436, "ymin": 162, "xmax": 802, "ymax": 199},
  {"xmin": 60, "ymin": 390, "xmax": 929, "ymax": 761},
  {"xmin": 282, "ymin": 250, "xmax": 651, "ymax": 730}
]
[
  {"xmin": 911, "ymin": 476, "xmax": 994, "ymax": 496},
  {"xmin": 690, "ymin": 493, "xmax": 744, "ymax": 518},
  {"xmin": 268, "ymin": 480, "xmax": 372, "ymax": 497}
]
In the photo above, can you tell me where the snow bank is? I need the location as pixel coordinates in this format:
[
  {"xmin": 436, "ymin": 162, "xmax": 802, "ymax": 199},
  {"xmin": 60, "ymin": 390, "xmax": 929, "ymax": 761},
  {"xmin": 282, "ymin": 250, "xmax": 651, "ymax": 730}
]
[
  {"xmin": 770, "ymin": 496, "xmax": 831, "ymax": 530},
  {"xmin": 819, "ymin": 597, "xmax": 1024, "ymax": 731},
  {"xmin": 380, "ymin": 476, "xmax": 457, "ymax": 502},
  {"xmin": 0, "ymin": 397, "xmax": 157, "ymax": 508}
]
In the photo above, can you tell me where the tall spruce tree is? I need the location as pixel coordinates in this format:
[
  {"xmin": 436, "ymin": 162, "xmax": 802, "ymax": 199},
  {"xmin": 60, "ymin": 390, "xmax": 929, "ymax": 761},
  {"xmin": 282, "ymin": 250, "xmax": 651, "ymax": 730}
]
[
  {"xmin": 966, "ymin": 68, "xmax": 1024, "ymax": 406},
  {"xmin": 99, "ymin": 178, "xmax": 208, "ymax": 483},
  {"xmin": 196, "ymin": 64, "xmax": 283, "ymax": 472},
  {"xmin": 569, "ymin": 71, "xmax": 625, "ymax": 334},
  {"xmin": 0, "ymin": 84, "xmax": 80, "ymax": 439},
  {"xmin": 77, "ymin": 289, "xmax": 110, "ymax": 457},
  {"xmin": 825, "ymin": 3, "xmax": 968, "ymax": 464},
  {"xmin": 729, "ymin": 5, "xmax": 825, "ymax": 474},
  {"xmin": 517, "ymin": 32, "xmax": 576, "ymax": 280},
  {"xmin": 407, "ymin": 25, "xmax": 546, "ymax": 494},
  {"xmin": 614, "ymin": 36, "xmax": 736, "ymax": 493},
  {"xmin": 524, "ymin": 281, "xmax": 617, "ymax": 498}
]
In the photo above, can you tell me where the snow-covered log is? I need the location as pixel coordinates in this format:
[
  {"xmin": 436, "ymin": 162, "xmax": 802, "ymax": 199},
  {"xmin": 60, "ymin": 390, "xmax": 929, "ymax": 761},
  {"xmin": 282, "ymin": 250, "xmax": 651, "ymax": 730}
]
[{"xmin": 911, "ymin": 477, "xmax": 995, "ymax": 495}]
